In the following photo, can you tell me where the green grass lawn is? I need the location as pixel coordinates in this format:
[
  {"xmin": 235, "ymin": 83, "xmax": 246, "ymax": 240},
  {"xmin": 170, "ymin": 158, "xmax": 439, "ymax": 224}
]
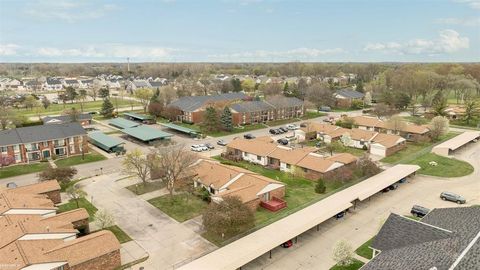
[
  {"xmin": 0, "ymin": 162, "xmax": 50, "ymax": 179},
  {"xmin": 104, "ymin": 225, "xmax": 132, "ymax": 243},
  {"xmin": 125, "ymin": 181, "xmax": 166, "ymax": 195},
  {"xmin": 214, "ymin": 157, "xmax": 356, "ymax": 225},
  {"xmin": 330, "ymin": 259, "xmax": 365, "ymax": 270},
  {"xmin": 407, "ymin": 153, "xmax": 473, "ymax": 177},
  {"xmin": 148, "ymin": 193, "xmax": 208, "ymax": 222},
  {"xmin": 54, "ymin": 150, "xmax": 107, "ymax": 167},
  {"xmin": 16, "ymin": 99, "xmax": 141, "ymax": 117},
  {"xmin": 381, "ymin": 132, "xmax": 459, "ymax": 164},
  {"xmin": 301, "ymin": 111, "xmax": 328, "ymax": 120},
  {"xmin": 57, "ymin": 197, "xmax": 98, "ymax": 221},
  {"xmin": 355, "ymin": 237, "xmax": 374, "ymax": 259},
  {"xmin": 265, "ymin": 118, "xmax": 300, "ymax": 127}
]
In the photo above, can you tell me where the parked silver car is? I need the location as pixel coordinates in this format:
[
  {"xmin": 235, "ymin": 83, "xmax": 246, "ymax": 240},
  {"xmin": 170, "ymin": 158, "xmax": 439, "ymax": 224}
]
[{"xmin": 440, "ymin": 192, "xmax": 466, "ymax": 204}]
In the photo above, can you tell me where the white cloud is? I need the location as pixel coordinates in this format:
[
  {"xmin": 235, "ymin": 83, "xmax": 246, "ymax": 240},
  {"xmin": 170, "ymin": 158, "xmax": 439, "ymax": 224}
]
[
  {"xmin": 436, "ymin": 17, "xmax": 480, "ymax": 26},
  {"xmin": 0, "ymin": 44, "xmax": 19, "ymax": 56},
  {"xmin": 454, "ymin": 0, "xmax": 480, "ymax": 9},
  {"xmin": 24, "ymin": 0, "xmax": 119, "ymax": 23},
  {"xmin": 364, "ymin": 29, "xmax": 469, "ymax": 55},
  {"xmin": 209, "ymin": 47, "xmax": 346, "ymax": 60},
  {"xmin": 35, "ymin": 45, "xmax": 176, "ymax": 59}
]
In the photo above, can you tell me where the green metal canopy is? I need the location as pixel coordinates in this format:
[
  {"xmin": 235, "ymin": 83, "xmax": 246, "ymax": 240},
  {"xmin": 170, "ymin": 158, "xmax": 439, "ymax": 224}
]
[
  {"xmin": 88, "ymin": 132, "xmax": 124, "ymax": 151},
  {"xmin": 160, "ymin": 123, "xmax": 199, "ymax": 135},
  {"xmin": 109, "ymin": 118, "xmax": 140, "ymax": 129},
  {"xmin": 124, "ymin": 112, "xmax": 153, "ymax": 121},
  {"xmin": 121, "ymin": 126, "xmax": 173, "ymax": 141}
]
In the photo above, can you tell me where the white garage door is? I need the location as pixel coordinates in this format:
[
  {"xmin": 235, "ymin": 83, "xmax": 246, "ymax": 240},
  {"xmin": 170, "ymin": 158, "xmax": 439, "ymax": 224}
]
[{"xmin": 370, "ymin": 144, "xmax": 386, "ymax": 157}]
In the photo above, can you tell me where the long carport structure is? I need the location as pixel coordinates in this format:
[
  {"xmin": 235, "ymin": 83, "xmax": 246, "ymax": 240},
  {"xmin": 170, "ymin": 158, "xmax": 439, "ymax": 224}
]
[
  {"xmin": 123, "ymin": 112, "xmax": 155, "ymax": 124},
  {"xmin": 432, "ymin": 131, "xmax": 480, "ymax": 156},
  {"xmin": 160, "ymin": 123, "xmax": 199, "ymax": 137},
  {"xmin": 120, "ymin": 125, "xmax": 173, "ymax": 143},
  {"xmin": 87, "ymin": 131, "xmax": 125, "ymax": 153},
  {"xmin": 109, "ymin": 118, "xmax": 140, "ymax": 129},
  {"xmin": 178, "ymin": 164, "xmax": 420, "ymax": 270}
]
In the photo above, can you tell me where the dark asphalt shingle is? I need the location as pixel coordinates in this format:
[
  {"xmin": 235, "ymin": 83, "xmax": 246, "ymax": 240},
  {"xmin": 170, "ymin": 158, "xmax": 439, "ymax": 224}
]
[
  {"xmin": 335, "ymin": 89, "xmax": 365, "ymax": 99},
  {"xmin": 168, "ymin": 92, "xmax": 248, "ymax": 112},
  {"xmin": 0, "ymin": 123, "xmax": 86, "ymax": 146},
  {"xmin": 230, "ymin": 101, "xmax": 275, "ymax": 113}
]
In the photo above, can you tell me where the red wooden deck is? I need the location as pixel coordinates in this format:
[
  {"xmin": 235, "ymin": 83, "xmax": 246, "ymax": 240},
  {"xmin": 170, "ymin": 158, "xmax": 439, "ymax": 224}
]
[{"xmin": 260, "ymin": 197, "xmax": 287, "ymax": 212}]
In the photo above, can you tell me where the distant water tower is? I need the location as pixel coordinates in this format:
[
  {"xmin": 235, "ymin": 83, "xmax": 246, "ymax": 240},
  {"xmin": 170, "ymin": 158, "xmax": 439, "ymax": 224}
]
[{"xmin": 127, "ymin": 57, "xmax": 130, "ymax": 72}]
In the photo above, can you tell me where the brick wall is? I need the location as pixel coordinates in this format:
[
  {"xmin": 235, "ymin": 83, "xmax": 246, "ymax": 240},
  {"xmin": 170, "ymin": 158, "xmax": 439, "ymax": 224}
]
[
  {"xmin": 384, "ymin": 142, "xmax": 407, "ymax": 156},
  {"xmin": 269, "ymin": 186, "xmax": 285, "ymax": 199},
  {"xmin": 191, "ymin": 111, "xmax": 204, "ymax": 124},
  {"xmin": 244, "ymin": 198, "xmax": 261, "ymax": 211},
  {"xmin": 72, "ymin": 218, "xmax": 90, "ymax": 234},
  {"xmin": 69, "ymin": 250, "xmax": 121, "ymax": 270}
]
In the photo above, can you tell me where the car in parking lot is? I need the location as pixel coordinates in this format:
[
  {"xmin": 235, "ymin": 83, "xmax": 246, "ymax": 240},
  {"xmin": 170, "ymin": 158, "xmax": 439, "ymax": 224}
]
[
  {"xmin": 217, "ymin": 140, "xmax": 227, "ymax": 146},
  {"xmin": 279, "ymin": 127, "xmax": 289, "ymax": 133},
  {"xmin": 277, "ymin": 138, "xmax": 289, "ymax": 145},
  {"xmin": 410, "ymin": 205, "xmax": 430, "ymax": 217},
  {"xmin": 269, "ymin": 129, "xmax": 276, "ymax": 134},
  {"xmin": 198, "ymin": 144, "xmax": 209, "ymax": 151},
  {"xmin": 190, "ymin": 145, "xmax": 202, "ymax": 152},
  {"xmin": 286, "ymin": 124, "xmax": 298, "ymax": 130},
  {"xmin": 244, "ymin": 134, "xmax": 256, "ymax": 139},
  {"xmin": 205, "ymin": 143, "xmax": 215, "ymax": 149},
  {"xmin": 440, "ymin": 192, "xmax": 466, "ymax": 204}
]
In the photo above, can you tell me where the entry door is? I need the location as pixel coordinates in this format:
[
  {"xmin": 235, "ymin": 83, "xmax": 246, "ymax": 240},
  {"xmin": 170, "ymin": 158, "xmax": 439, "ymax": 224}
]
[
  {"xmin": 43, "ymin": 150, "xmax": 51, "ymax": 158},
  {"xmin": 263, "ymin": 192, "xmax": 270, "ymax": 202}
]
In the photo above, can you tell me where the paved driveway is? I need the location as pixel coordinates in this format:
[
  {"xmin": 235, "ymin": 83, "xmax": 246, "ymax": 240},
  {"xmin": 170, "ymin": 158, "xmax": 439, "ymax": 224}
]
[
  {"xmin": 80, "ymin": 173, "xmax": 216, "ymax": 270},
  {"xmin": 244, "ymin": 140, "xmax": 480, "ymax": 270}
]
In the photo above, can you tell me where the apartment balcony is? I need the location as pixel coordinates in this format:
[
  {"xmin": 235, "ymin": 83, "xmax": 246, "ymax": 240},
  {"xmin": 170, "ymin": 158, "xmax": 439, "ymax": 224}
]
[{"xmin": 260, "ymin": 197, "xmax": 287, "ymax": 212}]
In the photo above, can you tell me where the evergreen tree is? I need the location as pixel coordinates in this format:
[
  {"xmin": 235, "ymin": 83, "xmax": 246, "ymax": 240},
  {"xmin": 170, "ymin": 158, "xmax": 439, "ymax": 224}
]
[
  {"xmin": 220, "ymin": 107, "xmax": 233, "ymax": 131},
  {"xmin": 356, "ymin": 80, "xmax": 364, "ymax": 93},
  {"xmin": 151, "ymin": 88, "xmax": 160, "ymax": 103},
  {"xmin": 201, "ymin": 107, "xmax": 220, "ymax": 132},
  {"xmin": 283, "ymin": 82, "xmax": 290, "ymax": 96},
  {"xmin": 315, "ymin": 179, "xmax": 326, "ymax": 194},
  {"xmin": 100, "ymin": 98, "xmax": 114, "ymax": 117},
  {"xmin": 231, "ymin": 78, "xmax": 242, "ymax": 92}
]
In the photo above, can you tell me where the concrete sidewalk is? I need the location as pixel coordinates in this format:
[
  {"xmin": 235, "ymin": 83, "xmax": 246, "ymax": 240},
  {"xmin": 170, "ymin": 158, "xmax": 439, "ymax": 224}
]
[{"xmin": 121, "ymin": 241, "xmax": 149, "ymax": 266}]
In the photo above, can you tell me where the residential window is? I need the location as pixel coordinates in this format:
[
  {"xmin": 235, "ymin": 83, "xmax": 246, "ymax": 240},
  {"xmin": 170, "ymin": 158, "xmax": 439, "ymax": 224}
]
[
  {"xmin": 13, "ymin": 145, "xmax": 19, "ymax": 152},
  {"xmin": 257, "ymin": 155, "xmax": 262, "ymax": 161},
  {"xmin": 70, "ymin": 145, "xmax": 75, "ymax": 154},
  {"xmin": 286, "ymin": 164, "xmax": 291, "ymax": 169},
  {"xmin": 14, "ymin": 153, "xmax": 21, "ymax": 162},
  {"xmin": 0, "ymin": 146, "xmax": 7, "ymax": 153},
  {"xmin": 55, "ymin": 148, "xmax": 65, "ymax": 156}
]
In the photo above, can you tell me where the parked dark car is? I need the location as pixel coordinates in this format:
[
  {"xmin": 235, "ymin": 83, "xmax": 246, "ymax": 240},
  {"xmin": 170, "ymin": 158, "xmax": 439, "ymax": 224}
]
[
  {"xmin": 410, "ymin": 205, "xmax": 430, "ymax": 217},
  {"xmin": 277, "ymin": 138, "xmax": 289, "ymax": 145},
  {"xmin": 217, "ymin": 140, "xmax": 227, "ymax": 146},
  {"xmin": 382, "ymin": 187, "xmax": 390, "ymax": 193},
  {"xmin": 336, "ymin": 211, "xmax": 346, "ymax": 219},
  {"xmin": 389, "ymin": 183, "xmax": 399, "ymax": 190},
  {"xmin": 279, "ymin": 127, "xmax": 289, "ymax": 133},
  {"xmin": 300, "ymin": 123, "xmax": 307, "ymax": 128},
  {"xmin": 440, "ymin": 192, "xmax": 466, "ymax": 204},
  {"xmin": 244, "ymin": 134, "xmax": 256, "ymax": 139},
  {"xmin": 398, "ymin": 177, "xmax": 407, "ymax": 183},
  {"xmin": 205, "ymin": 143, "xmax": 215, "ymax": 149},
  {"xmin": 269, "ymin": 129, "xmax": 276, "ymax": 134}
]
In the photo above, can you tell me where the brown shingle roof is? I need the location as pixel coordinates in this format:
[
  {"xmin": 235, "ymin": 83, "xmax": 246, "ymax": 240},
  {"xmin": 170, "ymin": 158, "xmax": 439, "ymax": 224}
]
[
  {"xmin": 0, "ymin": 192, "xmax": 56, "ymax": 215},
  {"xmin": 352, "ymin": 116, "xmax": 386, "ymax": 129},
  {"xmin": 193, "ymin": 159, "xmax": 284, "ymax": 204},
  {"xmin": 402, "ymin": 124, "xmax": 430, "ymax": 134},
  {"xmin": 268, "ymin": 146, "xmax": 316, "ymax": 165},
  {"xmin": 301, "ymin": 122, "xmax": 339, "ymax": 134},
  {"xmin": 227, "ymin": 137, "xmax": 277, "ymax": 157},
  {"xmin": 8, "ymin": 180, "xmax": 61, "ymax": 195},
  {"xmin": 44, "ymin": 230, "xmax": 120, "ymax": 266},
  {"xmin": 372, "ymin": 133, "xmax": 406, "ymax": 148},
  {"xmin": 348, "ymin": 128, "xmax": 378, "ymax": 141},
  {"xmin": 326, "ymin": 153, "xmax": 358, "ymax": 164},
  {"xmin": 296, "ymin": 154, "xmax": 337, "ymax": 173}
]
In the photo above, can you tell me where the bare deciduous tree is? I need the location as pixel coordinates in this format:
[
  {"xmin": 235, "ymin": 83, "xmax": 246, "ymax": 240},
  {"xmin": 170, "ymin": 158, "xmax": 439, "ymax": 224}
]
[
  {"xmin": 122, "ymin": 149, "xmax": 151, "ymax": 185},
  {"xmin": 150, "ymin": 144, "xmax": 197, "ymax": 198}
]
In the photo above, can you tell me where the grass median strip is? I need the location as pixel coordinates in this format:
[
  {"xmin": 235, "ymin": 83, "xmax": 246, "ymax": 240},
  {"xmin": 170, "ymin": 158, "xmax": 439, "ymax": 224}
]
[
  {"xmin": 355, "ymin": 237, "xmax": 374, "ymax": 260},
  {"xmin": 330, "ymin": 259, "xmax": 365, "ymax": 270},
  {"xmin": 407, "ymin": 153, "xmax": 473, "ymax": 177},
  {"xmin": 54, "ymin": 150, "xmax": 107, "ymax": 167},
  {"xmin": 104, "ymin": 225, "xmax": 132, "ymax": 244}
]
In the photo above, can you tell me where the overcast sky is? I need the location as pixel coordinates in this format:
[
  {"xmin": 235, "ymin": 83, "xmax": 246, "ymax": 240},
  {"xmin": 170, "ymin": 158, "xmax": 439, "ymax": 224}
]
[{"xmin": 0, "ymin": 0, "xmax": 479, "ymax": 62}]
